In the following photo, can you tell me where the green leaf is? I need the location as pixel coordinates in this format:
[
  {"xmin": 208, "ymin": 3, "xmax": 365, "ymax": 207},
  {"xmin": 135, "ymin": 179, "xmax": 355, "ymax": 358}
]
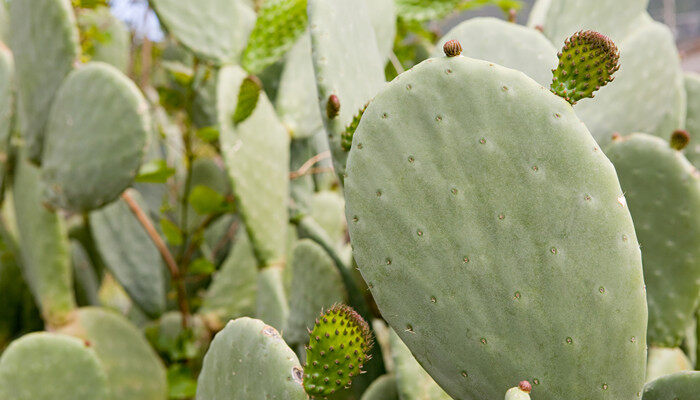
[
  {"xmin": 166, "ymin": 364, "xmax": 198, "ymax": 399},
  {"xmin": 195, "ymin": 126, "xmax": 219, "ymax": 143},
  {"xmin": 188, "ymin": 257, "xmax": 215, "ymax": 275},
  {"xmin": 136, "ymin": 159, "xmax": 176, "ymax": 183},
  {"xmin": 160, "ymin": 219, "xmax": 183, "ymax": 246},
  {"xmin": 187, "ymin": 185, "xmax": 226, "ymax": 215},
  {"xmin": 241, "ymin": 0, "xmax": 308, "ymax": 74},
  {"xmin": 231, "ymin": 76, "xmax": 261, "ymax": 125}
]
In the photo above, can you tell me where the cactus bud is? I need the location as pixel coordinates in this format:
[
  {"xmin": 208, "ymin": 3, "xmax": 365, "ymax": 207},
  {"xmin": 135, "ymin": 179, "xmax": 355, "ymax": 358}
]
[
  {"xmin": 326, "ymin": 94, "xmax": 340, "ymax": 119},
  {"xmin": 670, "ymin": 129, "xmax": 690, "ymax": 151},
  {"xmin": 341, "ymin": 103, "xmax": 368, "ymax": 151},
  {"xmin": 505, "ymin": 381, "xmax": 532, "ymax": 400},
  {"xmin": 534, "ymin": 25, "xmax": 544, "ymax": 32},
  {"xmin": 303, "ymin": 304, "xmax": 373, "ymax": 397},
  {"xmin": 550, "ymin": 30, "xmax": 620, "ymax": 105},
  {"xmin": 508, "ymin": 9, "xmax": 517, "ymax": 23},
  {"xmin": 443, "ymin": 40, "xmax": 462, "ymax": 57}
]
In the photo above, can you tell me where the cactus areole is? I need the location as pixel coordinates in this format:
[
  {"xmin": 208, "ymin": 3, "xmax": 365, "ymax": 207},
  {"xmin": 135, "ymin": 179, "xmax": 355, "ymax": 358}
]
[
  {"xmin": 551, "ymin": 30, "xmax": 620, "ymax": 105},
  {"xmin": 670, "ymin": 129, "xmax": 690, "ymax": 151},
  {"xmin": 443, "ymin": 39, "xmax": 463, "ymax": 57}
]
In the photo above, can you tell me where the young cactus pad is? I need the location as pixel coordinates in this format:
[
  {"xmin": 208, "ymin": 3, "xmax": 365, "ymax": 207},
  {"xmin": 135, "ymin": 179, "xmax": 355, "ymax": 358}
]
[
  {"xmin": 550, "ymin": 30, "xmax": 619, "ymax": 105},
  {"xmin": 643, "ymin": 371, "xmax": 700, "ymax": 400},
  {"xmin": 344, "ymin": 45, "xmax": 647, "ymax": 400},
  {"xmin": 303, "ymin": 304, "xmax": 373, "ymax": 398},
  {"xmin": 505, "ymin": 381, "xmax": 533, "ymax": 400}
]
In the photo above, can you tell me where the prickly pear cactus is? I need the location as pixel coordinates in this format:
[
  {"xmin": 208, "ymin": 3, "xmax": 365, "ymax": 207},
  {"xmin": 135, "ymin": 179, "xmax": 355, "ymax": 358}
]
[
  {"xmin": 308, "ymin": 0, "xmax": 385, "ymax": 181},
  {"xmin": 505, "ymin": 382, "xmax": 533, "ymax": 400},
  {"xmin": 77, "ymin": 6, "xmax": 131, "ymax": 72},
  {"xmin": 196, "ymin": 317, "xmax": 308, "ymax": 400},
  {"xmin": 365, "ymin": 0, "xmax": 397, "ymax": 60},
  {"xmin": 0, "ymin": 42, "xmax": 13, "ymax": 190},
  {"xmin": 646, "ymin": 347, "xmax": 693, "ymax": 383},
  {"xmin": 303, "ymin": 304, "xmax": 373, "ymax": 398},
  {"xmin": 389, "ymin": 330, "xmax": 451, "ymax": 400},
  {"xmin": 643, "ymin": 371, "xmax": 700, "ymax": 400},
  {"xmin": 0, "ymin": 332, "xmax": 109, "ymax": 400},
  {"xmin": 360, "ymin": 375, "xmax": 399, "ymax": 400},
  {"xmin": 42, "ymin": 62, "xmax": 150, "ymax": 212},
  {"xmin": 605, "ymin": 134, "xmax": 700, "ymax": 348},
  {"xmin": 256, "ymin": 264, "xmax": 289, "ymax": 332},
  {"xmin": 684, "ymin": 73, "xmax": 700, "ymax": 168},
  {"xmin": 9, "ymin": 0, "xmax": 79, "ymax": 163},
  {"xmin": 345, "ymin": 51, "xmax": 647, "ymax": 400},
  {"xmin": 434, "ymin": 17, "xmax": 558, "ymax": 86}
]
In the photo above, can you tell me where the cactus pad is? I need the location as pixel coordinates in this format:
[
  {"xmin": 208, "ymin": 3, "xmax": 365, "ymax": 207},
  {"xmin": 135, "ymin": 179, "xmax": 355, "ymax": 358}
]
[
  {"xmin": 256, "ymin": 265, "xmax": 289, "ymax": 331},
  {"xmin": 505, "ymin": 382, "xmax": 532, "ymax": 400},
  {"xmin": 389, "ymin": 329, "xmax": 451, "ymax": 400},
  {"xmin": 0, "ymin": 43, "xmax": 13, "ymax": 190},
  {"xmin": 684, "ymin": 73, "xmax": 700, "ymax": 167},
  {"xmin": 643, "ymin": 371, "xmax": 700, "ymax": 400},
  {"xmin": 344, "ymin": 55, "xmax": 647, "ymax": 400},
  {"xmin": 434, "ymin": 18, "xmax": 558, "ymax": 86},
  {"xmin": 605, "ymin": 134, "xmax": 700, "ymax": 348},
  {"xmin": 360, "ymin": 375, "xmax": 399, "ymax": 400},
  {"xmin": 9, "ymin": 0, "xmax": 79, "ymax": 163},
  {"xmin": 303, "ymin": 304, "xmax": 373, "ymax": 397},
  {"xmin": 77, "ymin": 7, "xmax": 130, "ymax": 72},
  {"xmin": 196, "ymin": 317, "xmax": 308, "ymax": 399},
  {"xmin": 646, "ymin": 347, "xmax": 693, "ymax": 383},
  {"xmin": 550, "ymin": 30, "xmax": 619, "ymax": 105},
  {"xmin": 0, "ymin": 332, "xmax": 109, "ymax": 400}
]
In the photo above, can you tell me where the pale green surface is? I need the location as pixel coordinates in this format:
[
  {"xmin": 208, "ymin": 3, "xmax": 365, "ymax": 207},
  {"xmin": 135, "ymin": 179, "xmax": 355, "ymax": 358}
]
[
  {"xmin": 434, "ymin": 18, "xmax": 558, "ymax": 87},
  {"xmin": 151, "ymin": 0, "xmax": 255, "ymax": 63},
  {"xmin": 196, "ymin": 317, "xmax": 307, "ymax": 400},
  {"xmin": 218, "ymin": 65, "xmax": 290, "ymax": 266},
  {"xmin": 0, "ymin": 332, "xmax": 109, "ymax": 400},
  {"xmin": 390, "ymin": 330, "xmax": 451, "ymax": 400},
  {"xmin": 309, "ymin": 190, "xmax": 347, "ymax": 248},
  {"xmin": 643, "ymin": 371, "xmax": 700, "ymax": 400},
  {"xmin": 0, "ymin": 43, "xmax": 13, "ymax": 191},
  {"xmin": 256, "ymin": 265, "xmax": 289, "ymax": 331},
  {"xmin": 683, "ymin": 73, "xmax": 700, "ymax": 168},
  {"xmin": 9, "ymin": 0, "xmax": 79, "ymax": 163},
  {"xmin": 42, "ymin": 62, "xmax": 149, "ymax": 212},
  {"xmin": 90, "ymin": 192, "xmax": 166, "ymax": 318},
  {"xmin": 646, "ymin": 347, "xmax": 693, "ymax": 383},
  {"xmin": 12, "ymin": 154, "xmax": 75, "ymax": 326},
  {"xmin": 606, "ymin": 134, "xmax": 700, "ymax": 347},
  {"xmin": 361, "ymin": 374, "xmax": 400, "ymax": 400},
  {"xmin": 345, "ymin": 55, "xmax": 647, "ymax": 400},
  {"xmin": 308, "ymin": 0, "xmax": 385, "ymax": 181},
  {"xmin": 365, "ymin": 0, "xmax": 397, "ymax": 60}
]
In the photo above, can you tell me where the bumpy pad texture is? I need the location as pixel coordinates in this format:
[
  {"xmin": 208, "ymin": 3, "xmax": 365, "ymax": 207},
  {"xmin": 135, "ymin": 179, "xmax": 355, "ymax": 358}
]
[
  {"xmin": 605, "ymin": 134, "xmax": 700, "ymax": 347},
  {"xmin": 0, "ymin": 332, "xmax": 108, "ymax": 400},
  {"xmin": 59, "ymin": 307, "xmax": 167, "ymax": 400},
  {"xmin": 9, "ymin": 0, "xmax": 79, "ymax": 163},
  {"xmin": 90, "ymin": 193, "xmax": 167, "ymax": 318},
  {"xmin": 684, "ymin": 73, "xmax": 700, "ymax": 168},
  {"xmin": 434, "ymin": 18, "xmax": 557, "ymax": 87},
  {"xmin": 345, "ymin": 55, "xmax": 647, "ymax": 400},
  {"xmin": 151, "ymin": 0, "xmax": 255, "ymax": 63},
  {"xmin": 196, "ymin": 317, "xmax": 307, "ymax": 399},
  {"xmin": 218, "ymin": 65, "xmax": 289, "ymax": 266},
  {"xmin": 308, "ymin": 0, "xmax": 385, "ymax": 181},
  {"xmin": 390, "ymin": 330, "xmax": 451, "ymax": 400},
  {"xmin": 643, "ymin": 371, "xmax": 700, "ymax": 400},
  {"xmin": 42, "ymin": 62, "xmax": 149, "ymax": 212}
]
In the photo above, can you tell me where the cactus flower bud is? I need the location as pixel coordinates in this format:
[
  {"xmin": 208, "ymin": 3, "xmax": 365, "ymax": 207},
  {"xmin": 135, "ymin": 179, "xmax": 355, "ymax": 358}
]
[
  {"xmin": 505, "ymin": 381, "xmax": 532, "ymax": 400},
  {"xmin": 670, "ymin": 129, "xmax": 690, "ymax": 151},
  {"xmin": 443, "ymin": 40, "xmax": 463, "ymax": 57},
  {"xmin": 326, "ymin": 94, "xmax": 340, "ymax": 119}
]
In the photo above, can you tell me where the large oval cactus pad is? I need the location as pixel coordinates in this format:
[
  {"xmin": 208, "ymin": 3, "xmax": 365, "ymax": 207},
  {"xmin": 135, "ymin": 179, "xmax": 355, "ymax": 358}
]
[
  {"xmin": 684, "ymin": 73, "xmax": 700, "ymax": 168},
  {"xmin": 345, "ymin": 55, "xmax": 647, "ymax": 400},
  {"xmin": 42, "ymin": 62, "xmax": 150, "ymax": 212}
]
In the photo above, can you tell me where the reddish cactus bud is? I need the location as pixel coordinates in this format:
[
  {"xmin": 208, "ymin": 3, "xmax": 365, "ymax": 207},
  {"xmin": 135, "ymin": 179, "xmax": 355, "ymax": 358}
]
[
  {"xmin": 443, "ymin": 40, "xmax": 463, "ymax": 57},
  {"xmin": 326, "ymin": 94, "xmax": 340, "ymax": 119},
  {"xmin": 670, "ymin": 129, "xmax": 690, "ymax": 150}
]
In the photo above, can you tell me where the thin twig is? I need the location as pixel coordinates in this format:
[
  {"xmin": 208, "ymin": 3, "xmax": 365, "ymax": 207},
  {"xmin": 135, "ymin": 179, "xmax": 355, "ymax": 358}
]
[
  {"xmin": 289, "ymin": 151, "xmax": 331, "ymax": 179},
  {"xmin": 389, "ymin": 52, "xmax": 405, "ymax": 74},
  {"xmin": 121, "ymin": 190, "xmax": 191, "ymax": 328},
  {"xmin": 290, "ymin": 167, "xmax": 334, "ymax": 180}
]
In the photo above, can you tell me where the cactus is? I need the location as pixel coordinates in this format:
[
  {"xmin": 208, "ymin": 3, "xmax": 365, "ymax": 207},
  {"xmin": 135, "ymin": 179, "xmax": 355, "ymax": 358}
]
[
  {"xmin": 303, "ymin": 304, "xmax": 373, "ymax": 398},
  {"xmin": 646, "ymin": 347, "xmax": 693, "ymax": 383},
  {"xmin": 150, "ymin": 0, "xmax": 255, "ymax": 64},
  {"xmin": 365, "ymin": 0, "xmax": 397, "ymax": 60},
  {"xmin": 286, "ymin": 240, "xmax": 347, "ymax": 344},
  {"xmin": 41, "ymin": 62, "xmax": 150, "ymax": 212},
  {"xmin": 57, "ymin": 307, "xmax": 168, "ymax": 400},
  {"xmin": 389, "ymin": 329, "xmax": 451, "ymax": 400},
  {"xmin": 360, "ymin": 375, "xmax": 399, "ymax": 400},
  {"xmin": 434, "ymin": 17, "xmax": 558, "ymax": 86},
  {"xmin": 344, "ymin": 48, "xmax": 647, "ymax": 400},
  {"xmin": 0, "ymin": 42, "xmax": 13, "ymax": 194},
  {"xmin": 0, "ymin": 332, "xmax": 109, "ymax": 400},
  {"xmin": 9, "ymin": 0, "xmax": 79, "ymax": 163},
  {"xmin": 309, "ymin": 191, "xmax": 348, "ymax": 250},
  {"xmin": 684, "ymin": 73, "xmax": 700, "ymax": 168},
  {"xmin": 505, "ymin": 382, "xmax": 533, "ymax": 400},
  {"xmin": 257, "ymin": 264, "xmax": 290, "ymax": 331},
  {"xmin": 643, "ymin": 371, "xmax": 700, "ymax": 400},
  {"xmin": 77, "ymin": 6, "xmax": 130, "ymax": 72},
  {"xmin": 308, "ymin": 0, "xmax": 386, "ymax": 181},
  {"xmin": 196, "ymin": 317, "xmax": 308, "ymax": 399}
]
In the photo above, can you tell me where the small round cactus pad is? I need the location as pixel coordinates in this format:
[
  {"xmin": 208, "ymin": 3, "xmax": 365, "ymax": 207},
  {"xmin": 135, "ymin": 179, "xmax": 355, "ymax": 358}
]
[
  {"xmin": 643, "ymin": 371, "xmax": 700, "ymax": 400},
  {"xmin": 345, "ymin": 52, "xmax": 647, "ymax": 400}
]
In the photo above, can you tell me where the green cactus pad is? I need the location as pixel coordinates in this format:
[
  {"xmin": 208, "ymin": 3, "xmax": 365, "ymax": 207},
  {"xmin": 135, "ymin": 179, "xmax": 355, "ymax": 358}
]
[
  {"xmin": 0, "ymin": 332, "xmax": 109, "ymax": 400},
  {"xmin": 564, "ymin": 14, "xmax": 685, "ymax": 143},
  {"xmin": 309, "ymin": 191, "xmax": 347, "ymax": 249},
  {"xmin": 58, "ymin": 307, "xmax": 168, "ymax": 400},
  {"xmin": 528, "ymin": 0, "xmax": 648, "ymax": 45},
  {"xmin": 9, "ymin": 0, "xmax": 79, "ymax": 163},
  {"xmin": 308, "ymin": 0, "xmax": 385, "ymax": 181},
  {"xmin": 646, "ymin": 347, "xmax": 693, "ymax": 383},
  {"xmin": 287, "ymin": 240, "xmax": 347, "ymax": 344},
  {"xmin": 505, "ymin": 384, "xmax": 533, "ymax": 400},
  {"xmin": 150, "ymin": 0, "xmax": 255, "ymax": 64},
  {"xmin": 200, "ymin": 227, "xmax": 257, "ymax": 325},
  {"xmin": 218, "ymin": 65, "xmax": 289, "ymax": 266},
  {"xmin": 434, "ymin": 18, "xmax": 558, "ymax": 87},
  {"xmin": 77, "ymin": 6, "xmax": 130, "ymax": 72},
  {"xmin": 276, "ymin": 33, "xmax": 324, "ymax": 140},
  {"xmin": 345, "ymin": 55, "xmax": 647, "ymax": 400},
  {"xmin": 196, "ymin": 317, "xmax": 308, "ymax": 400},
  {"xmin": 12, "ymin": 154, "xmax": 76, "ymax": 327},
  {"xmin": 684, "ymin": 73, "xmax": 700, "ymax": 168},
  {"xmin": 361, "ymin": 375, "xmax": 399, "ymax": 400},
  {"xmin": 303, "ymin": 304, "xmax": 373, "ymax": 397},
  {"xmin": 256, "ymin": 265, "xmax": 290, "ymax": 332},
  {"xmin": 365, "ymin": 0, "xmax": 397, "ymax": 60},
  {"xmin": 0, "ymin": 4, "xmax": 7, "ymax": 42},
  {"xmin": 42, "ymin": 62, "xmax": 150, "ymax": 212},
  {"xmin": 605, "ymin": 134, "xmax": 700, "ymax": 348},
  {"xmin": 0, "ymin": 43, "xmax": 13, "ymax": 191},
  {"xmin": 550, "ymin": 30, "xmax": 620, "ymax": 105},
  {"xmin": 643, "ymin": 371, "xmax": 700, "ymax": 400},
  {"xmin": 389, "ymin": 330, "xmax": 451, "ymax": 400},
  {"xmin": 90, "ymin": 191, "xmax": 167, "ymax": 318}
]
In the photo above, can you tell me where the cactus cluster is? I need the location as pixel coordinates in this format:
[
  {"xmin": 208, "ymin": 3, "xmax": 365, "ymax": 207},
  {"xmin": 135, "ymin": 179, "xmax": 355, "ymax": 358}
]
[{"xmin": 0, "ymin": 1, "xmax": 699, "ymax": 400}]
